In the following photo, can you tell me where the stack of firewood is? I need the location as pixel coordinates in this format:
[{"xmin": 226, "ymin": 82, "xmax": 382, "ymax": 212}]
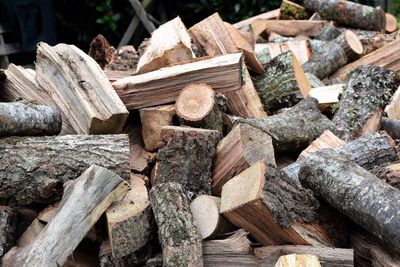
[{"xmin": 1, "ymin": 0, "xmax": 400, "ymax": 266}]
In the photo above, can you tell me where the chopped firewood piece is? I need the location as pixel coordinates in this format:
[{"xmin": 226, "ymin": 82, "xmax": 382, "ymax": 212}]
[
  {"xmin": 0, "ymin": 207, "xmax": 18, "ymax": 264},
  {"xmin": 17, "ymin": 219, "xmax": 45, "ymax": 247},
  {"xmin": 255, "ymin": 40, "xmax": 313, "ymax": 65},
  {"xmin": 220, "ymin": 161, "xmax": 334, "ymax": 246},
  {"xmin": 300, "ymin": 149, "xmax": 400, "ymax": 252},
  {"xmin": 251, "ymin": 20, "xmax": 327, "ymax": 38},
  {"xmin": 106, "ymin": 174, "xmax": 154, "ymax": 258},
  {"xmin": 279, "ymin": 0, "xmax": 311, "ymax": 20},
  {"xmin": 381, "ymin": 117, "xmax": 400, "ymax": 140},
  {"xmin": 0, "ymin": 134, "xmax": 129, "ymax": 205},
  {"xmin": 88, "ymin": 34, "xmax": 114, "ymax": 68},
  {"xmin": 274, "ymin": 254, "xmax": 321, "ymax": 267},
  {"xmin": 156, "ymin": 126, "xmax": 220, "ymax": 197},
  {"xmin": 233, "ymin": 9, "xmax": 280, "ymax": 29},
  {"xmin": 371, "ymin": 162, "xmax": 400, "ymax": 190},
  {"xmin": 308, "ymin": 84, "xmax": 344, "ymax": 111},
  {"xmin": 149, "ymin": 182, "xmax": 203, "ymax": 267},
  {"xmin": 315, "ymin": 23, "xmax": 341, "ymax": 41},
  {"xmin": 385, "ymin": 13, "xmax": 398, "ymax": 33},
  {"xmin": 333, "ymin": 65, "xmax": 400, "ymax": 141},
  {"xmin": 3, "ymin": 165, "xmax": 130, "ymax": 267},
  {"xmin": 175, "ymin": 83, "xmax": 223, "ymax": 132},
  {"xmin": 254, "ymin": 51, "xmax": 311, "ymax": 111},
  {"xmin": 0, "ymin": 101, "xmax": 61, "ymax": 137},
  {"xmin": 334, "ymin": 30, "xmax": 364, "ymax": 61},
  {"xmin": 139, "ymin": 105, "xmax": 175, "ymax": 152},
  {"xmin": 212, "ymin": 123, "xmax": 276, "ymax": 196},
  {"xmin": 385, "ymin": 86, "xmax": 400, "ymax": 120},
  {"xmin": 136, "ymin": 17, "xmax": 195, "ymax": 74},
  {"xmin": 36, "ymin": 42, "xmax": 129, "ymax": 134},
  {"xmin": 190, "ymin": 195, "xmax": 235, "ymax": 239},
  {"xmin": 112, "ymin": 53, "xmax": 244, "ymax": 109},
  {"xmin": 303, "ymin": 0, "xmax": 386, "ymax": 31},
  {"xmin": 298, "ymin": 130, "xmax": 345, "ymax": 160}
]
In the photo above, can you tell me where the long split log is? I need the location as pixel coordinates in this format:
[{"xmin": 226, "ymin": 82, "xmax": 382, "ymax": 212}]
[
  {"xmin": 251, "ymin": 20, "xmax": 327, "ymax": 37},
  {"xmin": 372, "ymin": 161, "xmax": 400, "ymax": 190},
  {"xmin": 233, "ymin": 9, "xmax": 280, "ymax": 29}
]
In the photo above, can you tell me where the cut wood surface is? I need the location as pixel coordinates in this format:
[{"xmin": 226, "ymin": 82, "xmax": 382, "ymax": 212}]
[
  {"xmin": 255, "ymin": 40, "xmax": 312, "ymax": 65},
  {"xmin": 36, "ymin": 42, "xmax": 129, "ymax": 134},
  {"xmin": 251, "ymin": 20, "xmax": 327, "ymax": 37},
  {"xmin": 308, "ymin": 84, "xmax": 344, "ymax": 110},
  {"xmin": 149, "ymin": 182, "xmax": 203, "ymax": 267},
  {"xmin": 0, "ymin": 207, "xmax": 17, "ymax": 263},
  {"xmin": 386, "ymin": 13, "xmax": 398, "ymax": 33},
  {"xmin": 274, "ymin": 254, "xmax": 321, "ymax": 267},
  {"xmin": 298, "ymin": 130, "xmax": 345, "ymax": 160},
  {"xmin": 0, "ymin": 134, "xmax": 130, "ymax": 205},
  {"xmin": 385, "ymin": 86, "xmax": 400, "ymax": 120},
  {"xmin": 136, "ymin": 17, "xmax": 195, "ymax": 74},
  {"xmin": 333, "ymin": 30, "xmax": 364, "ymax": 61},
  {"xmin": 106, "ymin": 174, "xmax": 153, "ymax": 258},
  {"xmin": 139, "ymin": 104, "xmax": 175, "ymax": 152},
  {"xmin": 233, "ymin": 9, "xmax": 280, "ymax": 29},
  {"xmin": 279, "ymin": 0, "xmax": 311, "ymax": 20},
  {"xmin": 0, "ymin": 101, "xmax": 61, "ymax": 137},
  {"xmin": 112, "ymin": 53, "xmax": 244, "ymax": 109},
  {"xmin": 3, "ymin": 165, "xmax": 130, "ymax": 267},
  {"xmin": 212, "ymin": 123, "xmax": 276, "ymax": 196}
]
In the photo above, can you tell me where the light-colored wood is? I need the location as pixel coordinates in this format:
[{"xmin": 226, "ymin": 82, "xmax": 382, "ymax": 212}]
[
  {"xmin": 104, "ymin": 69, "xmax": 135, "ymax": 82},
  {"xmin": 139, "ymin": 105, "xmax": 175, "ymax": 152},
  {"xmin": 106, "ymin": 174, "xmax": 153, "ymax": 258},
  {"xmin": 385, "ymin": 86, "xmax": 400, "ymax": 120},
  {"xmin": 309, "ymin": 84, "xmax": 344, "ymax": 110},
  {"xmin": 112, "ymin": 53, "xmax": 244, "ymax": 109},
  {"xmin": 136, "ymin": 17, "xmax": 195, "ymax": 74},
  {"xmin": 212, "ymin": 123, "xmax": 276, "ymax": 196},
  {"xmin": 274, "ymin": 254, "xmax": 321, "ymax": 267},
  {"xmin": 251, "ymin": 20, "xmax": 327, "ymax": 38},
  {"xmin": 233, "ymin": 9, "xmax": 280, "ymax": 29},
  {"xmin": 3, "ymin": 165, "xmax": 130, "ymax": 267},
  {"xmin": 255, "ymin": 40, "xmax": 312, "ymax": 65},
  {"xmin": 298, "ymin": 130, "xmax": 345, "ymax": 160},
  {"xmin": 37, "ymin": 202, "xmax": 59, "ymax": 223},
  {"xmin": 17, "ymin": 219, "xmax": 45, "ymax": 247},
  {"xmin": 36, "ymin": 42, "xmax": 129, "ymax": 134},
  {"xmin": 386, "ymin": 13, "xmax": 398, "ymax": 33}
]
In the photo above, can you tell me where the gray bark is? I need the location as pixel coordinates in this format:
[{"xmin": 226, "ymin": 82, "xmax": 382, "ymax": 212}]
[
  {"xmin": 316, "ymin": 24, "xmax": 341, "ymax": 41},
  {"xmin": 0, "ymin": 207, "xmax": 17, "ymax": 264}
]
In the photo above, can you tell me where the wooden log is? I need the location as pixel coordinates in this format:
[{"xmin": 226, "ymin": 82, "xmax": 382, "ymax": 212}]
[
  {"xmin": 274, "ymin": 254, "xmax": 321, "ymax": 267},
  {"xmin": 255, "ymin": 40, "xmax": 313, "ymax": 65},
  {"xmin": 175, "ymin": 83, "xmax": 222, "ymax": 133},
  {"xmin": 353, "ymin": 30, "xmax": 399, "ymax": 56},
  {"xmin": 106, "ymin": 174, "xmax": 154, "ymax": 258},
  {"xmin": 308, "ymin": 84, "xmax": 344, "ymax": 111},
  {"xmin": 298, "ymin": 130, "xmax": 345, "ymax": 161},
  {"xmin": 233, "ymin": 9, "xmax": 280, "ymax": 29},
  {"xmin": 306, "ymin": 73, "xmax": 325, "ymax": 88},
  {"xmin": 220, "ymin": 161, "xmax": 334, "ymax": 246},
  {"xmin": 149, "ymin": 182, "xmax": 203, "ymax": 267},
  {"xmin": 372, "ymin": 162, "xmax": 400, "ymax": 190},
  {"xmin": 385, "ymin": 13, "xmax": 398, "ymax": 33},
  {"xmin": 139, "ymin": 104, "xmax": 174, "ymax": 152},
  {"xmin": 0, "ymin": 134, "xmax": 130, "ymax": 205},
  {"xmin": 299, "ymin": 149, "xmax": 400, "ymax": 252},
  {"xmin": 332, "ymin": 65, "xmax": 400, "ymax": 141},
  {"xmin": 251, "ymin": 20, "xmax": 327, "ymax": 38},
  {"xmin": 0, "ymin": 101, "xmax": 61, "ymax": 137},
  {"xmin": 155, "ymin": 126, "xmax": 220, "ymax": 197},
  {"xmin": 136, "ymin": 17, "xmax": 195, "ymax": 74},
  {"xmin": 0, "ymin": 207, "xmax": 17, "ymax": 263},
  {"xmin": 212, "ymin": 123, "xmax": 276, "ymax": 196},
  {"xmin": 88, "ymin": 34, "xmax": 114, "ymax": 68},
  {"xmin": 190, "ymin": 195, "xmax": 234, "ymax": 239},
  {"xmin": 254, "ymin": 51, "xmax": 311, "ymax": 111},
  {"xmin": 333, "ymin": 30, "xmax": 364, "ymax": 61},
  {"xmin": 17, "ymin": 219, "xmax": 44, "ymax": 247},
  {"xmin": 381, "ymin": 117, "xmax": 400, "ymax": 140},
  {"xmin": 385, "ymin": 86, "xmax": 400, "ymax": 120},
  {"xmin": 36, "ymin": 42, "xmax": 129, "ymax": 134},
  {"xmin": 303, "ymin": 0, "xmax": 386, "ymax": 31},
  {"xmin": 255, "ymin": 245, "xmax": 354, "ymax": 267},
  {"xmin": 112, "ymin": 53, "xmax": 244, "ymax": 110},
  {"xmin": 105, "ymin": 45, "xmax": 139, "ymax": 72},
  {"xmin": 279, "ymin": 0, "xmax": 311, "ymax": 20},
  {"xmin": 315, "ymin": 23, "xmax": 341, "ymax": 41},
  {"xmin": 3, "ymin": 165, "xmax": 130, "ymax": 267},
  {"xmin": 237, "ymin": 98, "xmax": 336, "ymax": 153}
]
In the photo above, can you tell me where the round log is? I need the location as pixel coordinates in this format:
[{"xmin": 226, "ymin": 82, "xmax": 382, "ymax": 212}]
[
  {"xmin": 316, "ymin": 23, "xmax": 341, "ymax": 41},
  {"xmin": 333, "ymin": 30, "xmax": 363, "ymax": 61},
  {"xmin": 385, "ymin": 13, "xmax": 398, "ymax": 33}
]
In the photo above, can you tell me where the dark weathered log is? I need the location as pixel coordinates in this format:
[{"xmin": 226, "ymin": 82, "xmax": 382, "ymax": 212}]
[
  {"xmin": 299, "ymin": 149, "xmax": 400, "ymax": 252},
  {"xmin": 149, "ymin": 182, "xmax": 203, "ymax": 267},
  {"xmin": 316, "ymin": 23, "xmax": 341, "ymax": 41},
  {"xmin": 332, "ymin": 65, "xmax": 400, "ymax": 141},
  {"xmin": 255, "ymin": 40, "xmax": 313, "ymax": 65},
  {"xmin": 0, "ymin": 101, "xmax": 61, "ymax": 137},
  {"xmin": 279, "ymin": 0, "xmax": 311, "ymax": 20},
  {"xmin": 371, "ymin": 162, "xmax": 400, "ymax": 190},
  {"xmin": 155, "ymin": 126, "xmax": 220, "ymax": 198},
  {"xmin": 0, "ymin": 207, "xmax": 17, "ymax": 264},
  {"xmin": 88, "ymin": 34, "xmax": 114, "ymax": 68},
  {"xmin": 3, "ymin": 165, "xmax": 130, "ymax": 267},
  {"xmin": 304, "ymin": 0, "xmax": 386, "ymax": 31},
  {"xmin": 381, "ymin": 117, "xmax": 400, "ymax": 140},
  {"xmin": 237, "ymin": 98, "xmax": 336, "ymax": 153},
  {"xmin": 0, "ymin": 134, "xmax": 130, "ymax": 205}
]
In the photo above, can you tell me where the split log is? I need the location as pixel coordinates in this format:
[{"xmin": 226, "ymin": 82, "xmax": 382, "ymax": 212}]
[
  {"xmin": 0, "ymin": 101, "xmax": 61, "ymax": 137},
  {"xmin": 149, "ymin": 182, "xmax": 203, "ymax": 267},
  {"xmin": 212, "ymin": 123, "xmax": 276, "ymax": 196},
  {"xmin": 315, "ymin": 23, "xmax": 341, "ymax": 41},
  {"xmin": 308, "ymin": 84, "xmax": 344, "ymax": 111},
  {"xmin": 190, "ymin": 195, "xmax": 234, "ymax": 239},
  {"xmin": 220, "ymin": 161, "xmax": 334, "ymax": 246},
  {"xmin": 233, "ymin": 9, "xmax": 280, "ymax": 29},
  {"xmin": 255, "ymin": 40, "xmax": 313, "ymax": 65},
  {"xmin": 155, "ymin": 126, "xmax": 220, "ymax": 197},
  {"xmin": 330, "ymin": 39, "xmax": 400, "ymax": 81},
  {"xmin": 332, "ymin": 65, "xmax": 400, "ymax": 141},
  {"xmin": 299, "ymin": 149, "xmax": 400, "ymax": 252},
  {"xmin": 0, "ymin": 134, "xmax": 130, "ymax": 205},
  {"xmin": 175, "ymin": 83, "xmax": 222, "ymax": 133},
  {"xmin": 17, "ymin": 219, "xmax": 45, "ymax": 247},
  {"xmin": 251, "ymin": 20, "xmax": 327, "ymax": 38},
  {"xmin": 3, "ymin": 165, "xmax": 130, "ymax": 267},
  {"xmin": 88, "ymin": 34, "xmax": 114, "ymax": 68},
  {"xmin": 385, "ymin": 13, "xmax": 398, "ymax": 33},
  {"xmin": 36, "ymin": 42, "xmax": 129, "ymax": 134},
  {"xmin": 372, "ymin": 162, "xmax": 400, "ymax": 190},
  {"xmin": 274, "ymin": 254, "xmax": 321, "ymax": 267},
  {"xmin": 254, "ymin": 51, "xmax": 311, "ymax": 111},
  {"xmin": 381, "ymin": 117, "xmax": 400, "ymax": 140},
  {"xmin": 106, "ymin": 174, "xmax": 154, "ymax": 258},
  {"xmin": 112, "ymin": 53, "xmax": 244, "ymax": 109},
  {"xmin": 279, "ymin": 0, "xmax": 311, "ymax": 20},
  {"xmin": 255, "ymin": 245, "xmax": 354, "ymax": 267},
  {"xmin": 303, "ymin": 0, "xmax": 386, "ymax": 31},
  {"xmin": 237, "ymin": 98, "xmax": 336, "ymax": 153},
  {"xmin": 385, "ymin": 86, "xmax": 400, "ymax": 120},
  {"xmin": 0, "ymin": 207, "xmax": 17, "ymax": 263},
  {"xmin": 136, "ymin": 17, "xmax": 195, "ymax": 74},
  {"xmin": 139, "ymin": 105, "xmax": 175, "ymax": 152}
]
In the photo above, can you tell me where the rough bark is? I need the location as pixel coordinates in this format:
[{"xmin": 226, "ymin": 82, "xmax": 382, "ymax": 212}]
[
  {"xmin": 279, "ymin": 0, "xmax": 311, "ymax": 20},
  {"xmin": 371, "ymin": 162, "xmax": 400, "ymax": 190},
  {"xmin": 0, "ymin": 134, "xmax": 130, "ymax": 205},
  {"xmin": 237, "ymin": 98, "xmax": 336, "ymax": 153},
  {"xmin": 88, "ymin": 34, "xmax": 114, "ymax": 68},
  {"xmin": 0, "ymin": 207, "xmax": 17, "ymax": 264},
  {"xmin": 3, "ymin": 165, "xmax": 130, "ymax": 267},
  {"xmin": 149, "ymin": 182, "xmax": 203, "ymax": 267},
  {"xmin": 299, "ymin": 149, "xmax": 400, "ymax": 252},
  {"xmin": 381, "ymin": 117, "xmax": 400, "ymax": 140},
  {"xmin": 316, "ymin": 23, "xmax": 341, "ymax": 41},
  {"xmin": 155, "ymin": 126, "xmax": 220, "ymax": 198},
  {"xmin": 306, "ymin": 72, "xmax": 325, "ymax": 88},
  {"xmin": 332, "ymin": 65, "xmax": 400, "ymax": 141},
  {"xmin": 303, "ymin": 0, "xmax": 386, "ymax": 31},
  {"xmin": 0, "ymin": 101, "xmax": 61, "ymax": 137}
]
